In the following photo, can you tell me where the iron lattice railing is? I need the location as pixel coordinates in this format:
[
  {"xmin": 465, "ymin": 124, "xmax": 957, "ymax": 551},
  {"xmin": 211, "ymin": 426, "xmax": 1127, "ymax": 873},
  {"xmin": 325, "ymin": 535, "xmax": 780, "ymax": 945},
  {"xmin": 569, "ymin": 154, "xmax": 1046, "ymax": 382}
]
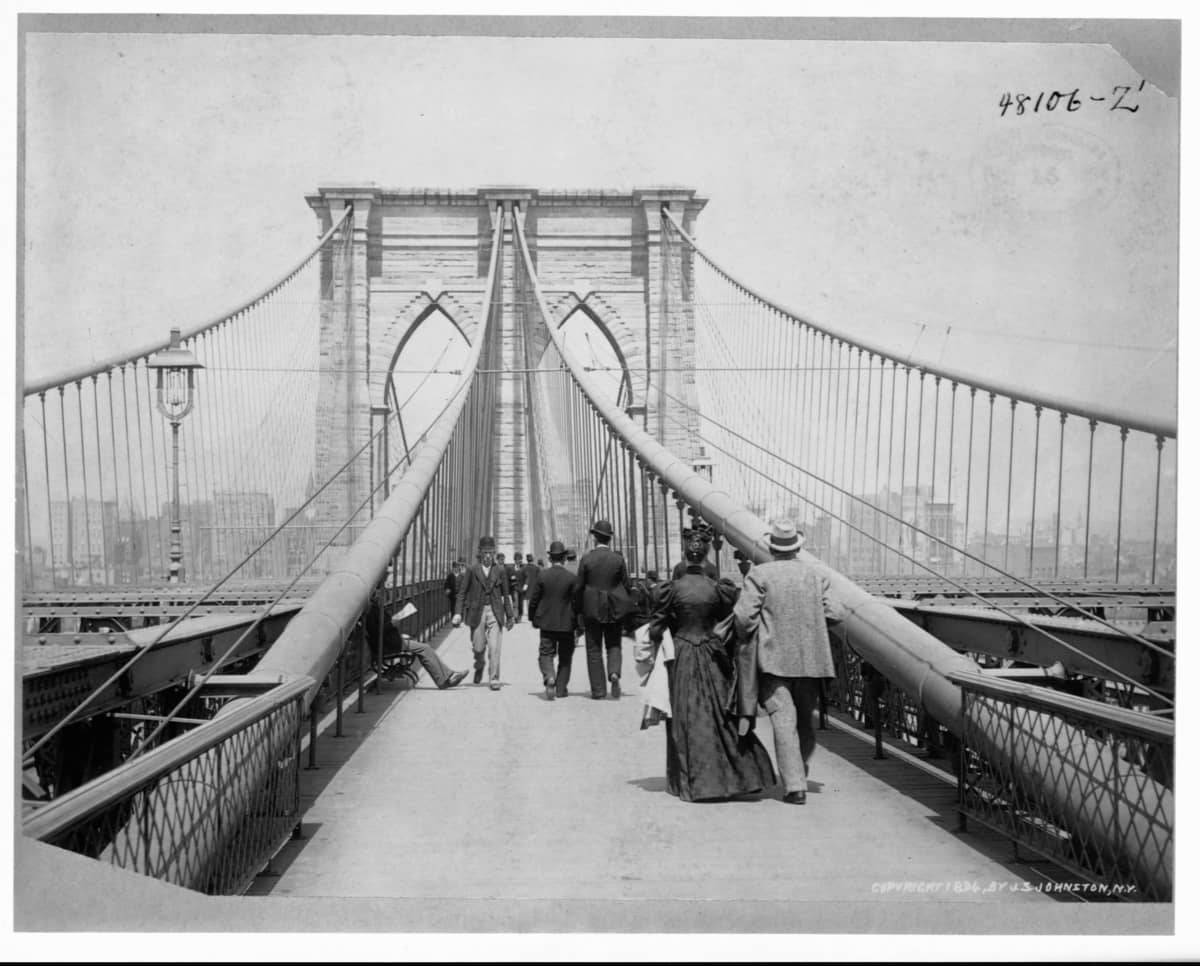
[
  {"xmin": 23, "ymin": 677, "xmax": 310, "ymax": 895},
  {"xmin": 949, "ymin": 670, "xmax": 1173, "ymax": 901},
  {"xmin": 825, "ymin": 631, "xmax": 947, "ymax": 756}
]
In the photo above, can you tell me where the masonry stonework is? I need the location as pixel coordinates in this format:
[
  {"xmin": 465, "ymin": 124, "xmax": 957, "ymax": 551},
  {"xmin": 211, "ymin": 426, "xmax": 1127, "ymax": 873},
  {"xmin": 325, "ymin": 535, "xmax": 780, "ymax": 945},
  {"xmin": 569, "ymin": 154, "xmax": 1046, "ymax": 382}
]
[{"xmin": 306, "ymin": 185, "xmax": 706, "ymax": 566}]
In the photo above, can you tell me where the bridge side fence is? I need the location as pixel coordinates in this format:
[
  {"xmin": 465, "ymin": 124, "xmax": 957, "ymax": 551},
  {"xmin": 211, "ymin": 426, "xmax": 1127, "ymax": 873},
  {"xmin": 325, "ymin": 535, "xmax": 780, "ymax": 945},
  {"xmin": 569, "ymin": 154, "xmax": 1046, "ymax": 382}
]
[
  {"xmin": 950, "ymin": 671, "xmax": 1173, "ymax": 901},
  {"xmin": 22, "ymin": 676, "xmax": 312, "ymax": 895},
  {"xmin": 516, "ymin": 204, "xmax": 1171, "ymax": 901},
  {"xmin": 22, "ymin": 206, "xmax": 506, "ymax": 894}
]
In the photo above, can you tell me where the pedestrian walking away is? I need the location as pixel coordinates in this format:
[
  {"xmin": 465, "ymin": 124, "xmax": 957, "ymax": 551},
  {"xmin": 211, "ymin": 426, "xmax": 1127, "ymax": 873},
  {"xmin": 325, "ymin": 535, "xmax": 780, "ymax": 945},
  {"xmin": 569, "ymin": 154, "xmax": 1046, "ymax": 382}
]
[
  {"xmin": 732, "ymin": 519, "xmax": 848, "ymax": 804},
  {"xmin": 497, "ymin": 552, "xmax": 519, "ymax": 616},
  {"xmin": 645, "ymin": 528, "xmax": 776, "ymax": 802},
  {"xmin": 444, "ymin": 559, "xmax": 465, "ymax": 610},
  {"xmin": 519, "ymin": 553, "xmax": 540, "ymax": 622},
  {"xmin": 453, "ymin": 536, "xmax": 514, "ymax": 691},
  {"xmin": 526, "ymin": 540, "xmax": 578, "ymax": 699},
  {"xmin": 573, "ymin": 519, "xmax": 635, "ymax": 700}
]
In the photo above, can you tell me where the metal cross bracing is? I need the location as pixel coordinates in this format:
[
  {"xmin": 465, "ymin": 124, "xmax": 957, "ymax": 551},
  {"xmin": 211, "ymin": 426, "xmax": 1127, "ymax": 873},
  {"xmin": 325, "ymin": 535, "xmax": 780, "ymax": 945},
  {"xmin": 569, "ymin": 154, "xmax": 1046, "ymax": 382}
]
[{"xmin": 20, "ymin": 192, "xmax": 1174, "ymax": 903}]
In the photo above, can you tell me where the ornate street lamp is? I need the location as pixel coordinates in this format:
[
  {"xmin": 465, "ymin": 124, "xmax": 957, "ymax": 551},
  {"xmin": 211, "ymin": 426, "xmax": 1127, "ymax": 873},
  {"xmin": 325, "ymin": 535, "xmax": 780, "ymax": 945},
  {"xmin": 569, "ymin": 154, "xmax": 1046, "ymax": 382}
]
[{"xmin": 147, "ymin": 328, "xmax": 203, "ymax": 583}]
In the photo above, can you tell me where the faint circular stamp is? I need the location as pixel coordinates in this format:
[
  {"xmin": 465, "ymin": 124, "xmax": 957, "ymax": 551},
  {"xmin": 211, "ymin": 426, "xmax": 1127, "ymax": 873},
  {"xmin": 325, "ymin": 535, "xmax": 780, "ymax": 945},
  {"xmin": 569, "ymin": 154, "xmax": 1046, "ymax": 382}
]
[{"xmin": 973, "ymin": 123, "xmax": 1122, "ymax": 217}]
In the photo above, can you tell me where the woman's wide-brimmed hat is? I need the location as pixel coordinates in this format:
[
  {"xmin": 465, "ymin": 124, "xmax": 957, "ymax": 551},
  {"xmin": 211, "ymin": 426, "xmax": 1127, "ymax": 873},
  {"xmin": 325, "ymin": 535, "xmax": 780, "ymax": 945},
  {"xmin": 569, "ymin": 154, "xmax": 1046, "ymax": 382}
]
[
  {"xmin": 767, "ymin": 519, "xmax": 804, "ymax": 553},
  {"xmin": 590, "ymin": 519, "xmax": 614, "ymax": 538}
]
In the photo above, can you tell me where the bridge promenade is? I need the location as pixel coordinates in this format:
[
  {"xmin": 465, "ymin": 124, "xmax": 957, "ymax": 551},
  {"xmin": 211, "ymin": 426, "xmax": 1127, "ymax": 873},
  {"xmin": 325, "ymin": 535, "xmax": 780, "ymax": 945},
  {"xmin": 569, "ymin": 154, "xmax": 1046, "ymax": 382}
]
[
  {"xmin": 18, "ymin": 185, "xmax": 1176, "ymax": 932},
  {"xmin": 17, "ymin": 619, "xmax": 1171, "ymax": 936}
]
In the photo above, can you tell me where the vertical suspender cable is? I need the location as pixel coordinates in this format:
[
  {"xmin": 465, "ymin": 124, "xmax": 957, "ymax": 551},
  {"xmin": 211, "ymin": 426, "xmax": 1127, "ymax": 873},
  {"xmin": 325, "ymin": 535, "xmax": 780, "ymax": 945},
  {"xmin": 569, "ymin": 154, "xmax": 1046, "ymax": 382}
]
[
  {"xmin": 59, "ymin": 387, "xmax": 74, "ymax": 580},
  {"xmin": 1115, "ymin": 427, "xmax": 1129, "ymax": 582},
  {"xmin": 945, "ymin": 382, "xmax": 957, "ymax": 566},
  {"xmin": 911, "ymin": 372, "xmax": 925, "ymax": 575},
  {"xmin": 963, "ymin": 388, "xmax": 977, "ymax": 577},
  {"xmin": 1054, "ymin": 412, "xmax": 1067, "ymax": 578},
  {"xmin": 873, "ymin": 356, "xmax": 886, "ymax": 566},
  {"xmin": 1151, "ymin": 436, "xmax": 1164, "ymax": 584},
  {"xmin": 1028, "ymin": 406, "xmax": 1043, "ymax": 578},
  {"xmin": 884, "ymin": 362, "xmax": 898, "ymax": 572},
  {"xmin": 22, "ymin": 421, "xmax": 34, "ymax": 585},
  {"xmin": 40, "ymin": 393, "xmax": 56, "ymax": 584},
  {"xmin": 90, "ymin": 376, "xmax": 109, "ymax": 583},
  {"xmin": 76, "ymin": 384, "xmax": 94, "ymax": 585},
  {"xmin": 982, "ymin": 393, "xmax": 995, "ymax": 574},
  {"xmin": 106, "ymin": 372, "xmax": 123, "ymax": 583},
  {"xmin": 1003, "ymin": 398, "xmax": 1017, "ymax": 572},
  {"xmin": 897, "ymin": 368, "xmax": 911, "ymax": 570}
]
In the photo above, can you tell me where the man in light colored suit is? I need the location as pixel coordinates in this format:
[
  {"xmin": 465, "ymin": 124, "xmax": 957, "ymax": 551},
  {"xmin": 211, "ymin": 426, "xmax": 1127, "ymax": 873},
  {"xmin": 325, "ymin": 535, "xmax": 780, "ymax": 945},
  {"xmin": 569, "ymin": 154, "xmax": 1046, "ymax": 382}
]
[
  {"xmin": 453, "ymin": 536, "xmax": 514, "ymax": 691},
  {"xmin": 732, "ymin": 519, "xmax": 847, "ymax": 804}
]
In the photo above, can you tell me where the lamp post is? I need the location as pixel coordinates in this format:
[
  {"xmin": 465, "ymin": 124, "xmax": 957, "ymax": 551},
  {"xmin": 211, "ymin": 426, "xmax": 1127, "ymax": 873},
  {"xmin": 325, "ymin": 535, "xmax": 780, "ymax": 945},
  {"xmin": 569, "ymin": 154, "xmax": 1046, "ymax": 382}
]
[{"xmin": 147, "ymin": 328, "xmax": 203, "ymax": 584}]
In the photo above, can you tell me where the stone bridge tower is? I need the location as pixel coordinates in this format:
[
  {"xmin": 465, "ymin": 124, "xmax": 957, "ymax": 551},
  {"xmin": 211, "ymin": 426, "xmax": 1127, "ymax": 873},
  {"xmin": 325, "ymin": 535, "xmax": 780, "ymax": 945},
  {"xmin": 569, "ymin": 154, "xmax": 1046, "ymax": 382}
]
[{"xmin": 306, "ymin": 184, "xmax": 706, "ymax": 564}]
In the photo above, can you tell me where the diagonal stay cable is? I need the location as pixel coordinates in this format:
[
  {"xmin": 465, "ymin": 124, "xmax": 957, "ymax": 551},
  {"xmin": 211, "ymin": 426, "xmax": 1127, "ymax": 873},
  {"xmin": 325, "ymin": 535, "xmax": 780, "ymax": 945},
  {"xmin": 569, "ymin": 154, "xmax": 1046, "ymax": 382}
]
[
  {"xmin": 645, "ymin": 370, "xmax": 1171, "ymax": 658},
  {"xmin": 125, "ymin": 372, "xmax": 476, "ymax": 757},
  {"xmin": 22, "ymin": 415, "xmax": 392, "ymax": 765},
  {"xmin": 639, "ymin": 377, "xmax": 1173, "ymax": 704}
]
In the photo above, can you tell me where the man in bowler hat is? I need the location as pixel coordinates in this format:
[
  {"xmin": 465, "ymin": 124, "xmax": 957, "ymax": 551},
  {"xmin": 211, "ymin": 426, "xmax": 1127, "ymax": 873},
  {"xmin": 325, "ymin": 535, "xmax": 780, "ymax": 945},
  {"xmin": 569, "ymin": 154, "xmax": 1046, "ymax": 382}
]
[
  {"xmin": 453, "ymin": 536, "xmax": 514, "ymax": 691},
  {"xmin": 526, "ymin": 540, "xmax": 578, "ymax": 699},
  {"xmin": 573, "ymin": 519, "xmax": 634, "ymax": 699}
]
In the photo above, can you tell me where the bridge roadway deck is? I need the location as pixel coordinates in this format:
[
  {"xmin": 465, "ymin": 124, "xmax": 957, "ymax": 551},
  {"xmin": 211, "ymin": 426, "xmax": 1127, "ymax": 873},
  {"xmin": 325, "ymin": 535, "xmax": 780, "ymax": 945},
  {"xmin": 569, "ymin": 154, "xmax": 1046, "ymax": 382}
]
[{"xmin": 231, "ymin": 621, "xmax": 1169, "ymax": 935}]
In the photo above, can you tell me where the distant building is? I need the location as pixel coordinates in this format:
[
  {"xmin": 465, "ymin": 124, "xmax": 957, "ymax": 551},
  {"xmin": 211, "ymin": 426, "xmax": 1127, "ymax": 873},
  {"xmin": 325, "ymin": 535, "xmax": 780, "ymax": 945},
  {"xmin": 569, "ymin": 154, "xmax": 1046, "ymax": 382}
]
[
  {"xmin": 49, "ymin": 498, "xmax": 118, "ymax": 584},
  {"xmin": 924, "ymin": 501, "xmax": 957, "ymax": 571},
  {"xmin": 212, "ymin": 491, "xmax": 276, "ymax": 579}
]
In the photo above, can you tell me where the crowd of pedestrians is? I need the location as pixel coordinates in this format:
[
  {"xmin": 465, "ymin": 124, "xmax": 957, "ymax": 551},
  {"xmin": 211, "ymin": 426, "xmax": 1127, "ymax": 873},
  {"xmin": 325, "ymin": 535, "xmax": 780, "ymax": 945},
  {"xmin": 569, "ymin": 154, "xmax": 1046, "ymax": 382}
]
[{"xmin": 383, "ymin": 513, "xmax": 845, "ymax": 807}]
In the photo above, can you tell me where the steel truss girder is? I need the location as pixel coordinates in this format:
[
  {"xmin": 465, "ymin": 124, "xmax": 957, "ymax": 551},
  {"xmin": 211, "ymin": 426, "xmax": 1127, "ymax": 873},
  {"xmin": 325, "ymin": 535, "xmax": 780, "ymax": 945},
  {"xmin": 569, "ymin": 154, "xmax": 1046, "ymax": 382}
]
[
  {"xmin": 22, "ymin": 607, "xmax": 301, "ymax": 740},
  {"xmin": 889, "ymin": 601, "xmax": 1174, "ymax": 694}
]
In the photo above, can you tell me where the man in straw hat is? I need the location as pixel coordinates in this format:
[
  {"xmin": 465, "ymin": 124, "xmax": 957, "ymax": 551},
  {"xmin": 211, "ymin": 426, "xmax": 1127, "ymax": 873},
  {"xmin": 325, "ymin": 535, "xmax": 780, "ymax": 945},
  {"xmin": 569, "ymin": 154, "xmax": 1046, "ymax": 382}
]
[
  {"xmin": 732, "ymin": 519, "xmax": 847, "ymax": 804},
  {"xmin": 573, "ymin": 519, "xmax": 635, "ymax": 700},
  {"xmin": 452, "ymin": 535, "xmax": 514, "ymax": 691},
  {"xmin": 527, "ymin": 540, "xmax": 578, "ymax": 700}
]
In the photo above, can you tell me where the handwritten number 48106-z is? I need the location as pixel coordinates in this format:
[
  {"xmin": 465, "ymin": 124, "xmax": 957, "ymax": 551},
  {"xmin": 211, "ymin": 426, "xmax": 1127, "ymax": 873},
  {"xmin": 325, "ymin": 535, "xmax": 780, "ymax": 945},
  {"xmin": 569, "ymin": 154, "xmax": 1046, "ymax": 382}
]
[{"xmin": 998, "ymin": 82, "xmax": 1145, "ymax": 117}]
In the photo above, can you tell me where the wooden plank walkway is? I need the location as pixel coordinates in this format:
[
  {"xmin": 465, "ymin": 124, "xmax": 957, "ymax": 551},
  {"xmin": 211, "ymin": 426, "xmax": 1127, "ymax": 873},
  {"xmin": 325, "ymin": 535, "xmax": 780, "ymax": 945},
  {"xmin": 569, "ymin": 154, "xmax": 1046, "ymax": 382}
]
[{"xmin": 238, "ymin": 621, "xmax": 1170, "ymax": 934}]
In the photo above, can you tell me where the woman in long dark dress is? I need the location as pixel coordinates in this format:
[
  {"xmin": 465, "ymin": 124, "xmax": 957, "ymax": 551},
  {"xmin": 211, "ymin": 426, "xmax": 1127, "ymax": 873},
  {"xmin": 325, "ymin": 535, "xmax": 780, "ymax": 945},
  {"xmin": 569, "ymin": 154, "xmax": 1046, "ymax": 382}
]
[{"xmin": 648, "ymin": 530, "xmax": 776, "ymax": 802}]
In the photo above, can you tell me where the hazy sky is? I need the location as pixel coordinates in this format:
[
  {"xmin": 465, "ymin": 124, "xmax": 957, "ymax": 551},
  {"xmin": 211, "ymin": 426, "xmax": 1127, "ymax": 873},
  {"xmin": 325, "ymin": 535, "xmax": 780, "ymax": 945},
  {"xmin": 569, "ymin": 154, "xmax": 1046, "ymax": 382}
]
[{"xmin": 20, "ymin": 23, "xmax": 1179, "ymax": 427}]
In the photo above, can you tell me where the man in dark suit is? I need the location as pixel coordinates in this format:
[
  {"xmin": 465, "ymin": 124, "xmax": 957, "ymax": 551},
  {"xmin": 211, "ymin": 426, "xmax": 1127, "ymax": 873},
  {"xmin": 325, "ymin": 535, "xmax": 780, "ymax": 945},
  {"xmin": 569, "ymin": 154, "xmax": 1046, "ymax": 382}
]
[
  {"xmin": 518, "ymin": 553, "xmax": 540, "ymax": 622},
  {"xmin": 502, "ymin": 553, "xmax": 522, "ymax": 614},
  {"xmin": 527, "ymin": 541, "xmax": 577, "ymax": 700},
  {"xmin": 452, "ymin": 536, "xmax": 514, "ymax": 691},
  {"xmin": 443, "ymin": 559, "xmax": 464, "ymax": 611},
  {"xmin": 573, "ymin": 519, "xmax": 633, "ymax": 700}
]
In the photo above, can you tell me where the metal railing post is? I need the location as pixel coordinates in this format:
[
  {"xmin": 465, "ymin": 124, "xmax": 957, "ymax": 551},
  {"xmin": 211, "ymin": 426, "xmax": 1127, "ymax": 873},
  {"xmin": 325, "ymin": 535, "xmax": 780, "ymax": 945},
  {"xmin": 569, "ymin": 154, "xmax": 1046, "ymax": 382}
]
[
  {"xmin": 305, "ymin": 704, "xmax": 318, "ymax": 771},
  {"xmin": 957, "ymin": 688, "xmax": 968, "ymax": 833},
  {"xmin": 334, "ymin": 643, "xmax": 345, "ymax": 737}
]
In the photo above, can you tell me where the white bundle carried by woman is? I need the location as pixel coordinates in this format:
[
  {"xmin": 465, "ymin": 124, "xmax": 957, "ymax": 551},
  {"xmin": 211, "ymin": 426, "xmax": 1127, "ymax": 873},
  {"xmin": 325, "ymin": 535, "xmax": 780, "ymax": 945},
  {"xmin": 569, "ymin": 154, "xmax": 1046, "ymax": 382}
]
[{"xmin": 634, "ymin": 623, "xmax": 673, "ymax": 729}]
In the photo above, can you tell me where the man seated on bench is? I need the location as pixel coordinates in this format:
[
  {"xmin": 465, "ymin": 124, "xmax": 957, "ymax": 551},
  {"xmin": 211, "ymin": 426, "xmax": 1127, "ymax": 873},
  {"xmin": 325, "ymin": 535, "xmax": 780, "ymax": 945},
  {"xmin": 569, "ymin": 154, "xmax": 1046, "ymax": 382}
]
[
  {"xmin": 366, "ymin": 587, "xmax": 468, "ymax": 690},
  {"xmin": 388, "ymin": 611, "xmax": 468, "ymax": 689}
]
